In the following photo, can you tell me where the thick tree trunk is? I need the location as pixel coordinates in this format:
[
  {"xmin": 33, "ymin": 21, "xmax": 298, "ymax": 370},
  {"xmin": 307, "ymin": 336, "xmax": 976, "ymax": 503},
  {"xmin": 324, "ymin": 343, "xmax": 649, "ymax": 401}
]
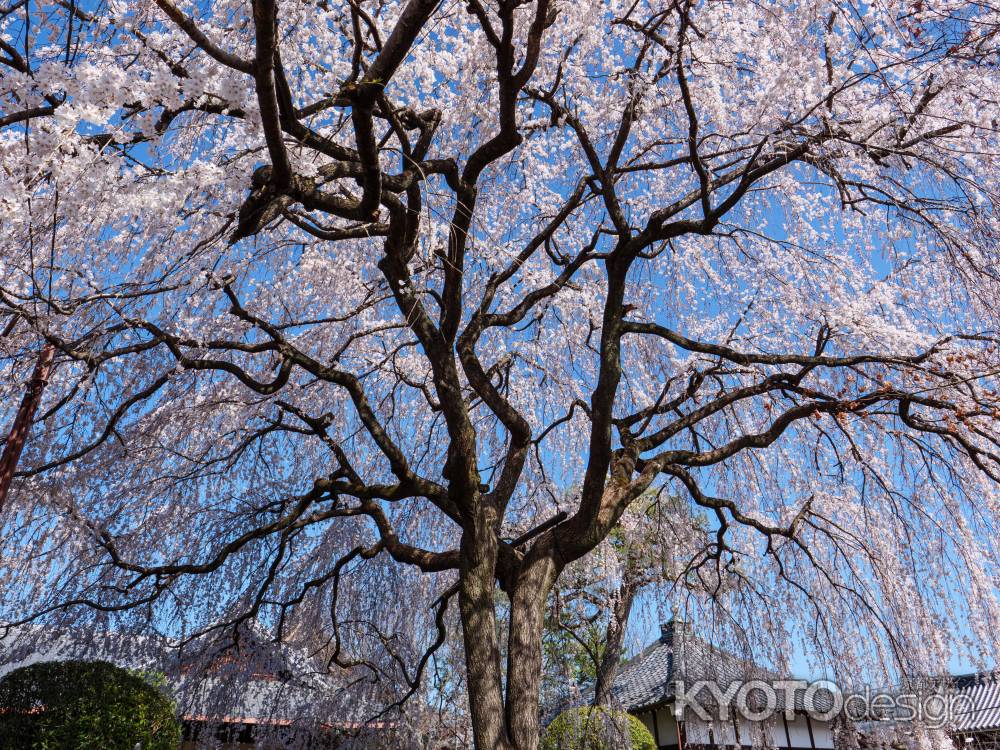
[
  {"xmin": 459, "ymin": 513, "xmax": 561, "ymax": 750},
  {"xmin": 460, "ymin": 509, "xmax": 512, "ymax": 750},
  {"xmin": 593, "ymin": 579, "xmax": 638, "ymax": 707},
  {"xmin": 506, "ymin": 554, "xmax": 559, "ymax": 750}
]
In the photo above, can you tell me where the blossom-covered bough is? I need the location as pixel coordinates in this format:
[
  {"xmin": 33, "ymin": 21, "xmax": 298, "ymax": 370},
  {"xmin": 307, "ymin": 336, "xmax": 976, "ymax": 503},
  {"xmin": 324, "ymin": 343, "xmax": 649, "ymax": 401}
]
[{"xmin": 2, "ymin": 0, "xmax": 999, "ymax": 747}]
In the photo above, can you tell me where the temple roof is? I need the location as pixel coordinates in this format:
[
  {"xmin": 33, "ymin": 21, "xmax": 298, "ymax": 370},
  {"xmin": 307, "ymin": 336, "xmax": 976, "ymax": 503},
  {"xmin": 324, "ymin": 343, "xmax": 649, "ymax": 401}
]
[
  {"xmin": 612, "ymin": 619, "xmax": 827, "ymax": 715},
  {"xmin": 948, "ymin": 672, "xmax": 1000, "ymax": 734}
]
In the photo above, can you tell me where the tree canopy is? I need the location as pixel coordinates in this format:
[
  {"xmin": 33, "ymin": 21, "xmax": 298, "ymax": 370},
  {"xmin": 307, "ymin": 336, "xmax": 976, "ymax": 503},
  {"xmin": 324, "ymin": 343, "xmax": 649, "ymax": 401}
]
[{"xmin": 2, "ymin": 0, "xmax": 1000, "ymax": 748}]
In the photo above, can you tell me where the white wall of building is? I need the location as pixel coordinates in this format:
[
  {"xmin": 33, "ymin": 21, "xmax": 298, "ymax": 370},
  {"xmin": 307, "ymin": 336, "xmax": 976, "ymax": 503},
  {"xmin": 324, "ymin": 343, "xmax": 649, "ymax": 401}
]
[{"xmin": 637, "ymin": 705, "xmax": 837, "ymax": 749}]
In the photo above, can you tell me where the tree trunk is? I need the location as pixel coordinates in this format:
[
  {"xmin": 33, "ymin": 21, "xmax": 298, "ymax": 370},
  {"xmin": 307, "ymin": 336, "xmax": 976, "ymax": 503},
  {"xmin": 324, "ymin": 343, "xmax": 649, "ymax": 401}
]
[
  {"xmin": 593, "ymin": 579, "xmax": 638, "ymax": 707},
  {"xmin": 460, "ymin": 514, "xmax": 562, "ymax": 750},
  {"xmin": 506, "ymin": 553, "xmax": 559, "ymax": 750},
  {"xmin": 460, "ymin": 509, "xmax": 512, "ymax": 750},
  {"xmin": 0, "ymin": 343, "xmax": 55, "ymax": 511}
]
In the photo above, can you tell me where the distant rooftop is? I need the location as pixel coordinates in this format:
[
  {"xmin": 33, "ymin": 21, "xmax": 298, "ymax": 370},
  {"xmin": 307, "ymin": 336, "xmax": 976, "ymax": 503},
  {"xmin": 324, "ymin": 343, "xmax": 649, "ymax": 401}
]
[
  {"xmin": 948, "ymin": 672, "xmax": 1000, "ymax": 734},
  {"xmin": 0, "ymin": 622, "xmax": 342, "ymax": 727},
  {"xmin": 612, "ymin": 619, "xmax": 830, "ymax": 715}
]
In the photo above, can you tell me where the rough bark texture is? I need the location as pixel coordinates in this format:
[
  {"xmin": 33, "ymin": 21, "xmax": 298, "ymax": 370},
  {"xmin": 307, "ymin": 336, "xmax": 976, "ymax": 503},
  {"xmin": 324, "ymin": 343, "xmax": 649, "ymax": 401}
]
[
  {"xmin": 593, "ymin": 579, "xmax": 639, "ymax": 708},
  {"xmin": 507, "ymin": 551, "xmax": 561, "ymax": 749},
  {"xmin": 460, "ymin": 510, "xmax": 511, "ymax": 750}
]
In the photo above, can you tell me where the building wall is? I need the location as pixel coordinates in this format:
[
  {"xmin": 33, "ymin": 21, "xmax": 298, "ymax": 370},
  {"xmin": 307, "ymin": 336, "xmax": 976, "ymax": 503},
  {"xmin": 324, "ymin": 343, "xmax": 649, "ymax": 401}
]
[
  {"xmin": 638, "ymin": 706, "xmax": 681, "ymax": 749},
  {"xmin": 786, "ymin": 715, "xmax": 815, "ymax": 747},
  {"xmin": 636, "ymin": 704, "xmax": 835, "ymax": 750}
]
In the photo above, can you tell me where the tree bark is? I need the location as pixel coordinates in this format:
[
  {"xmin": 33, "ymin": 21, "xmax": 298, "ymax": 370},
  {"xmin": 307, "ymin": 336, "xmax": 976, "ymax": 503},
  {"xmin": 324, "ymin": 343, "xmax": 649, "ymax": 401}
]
[
  {"xmin": 593, "ymin": 578, "xmax": 638, "ymax": 707},
  {"xmin": 0, "ymin": 343, "xmax": 54, "ymax": 512},
  {"xmin": 460, "ymin": 512, "xmax": 564, "ymax": 750},
  {"xmin": 460, "ymin": 506, "xmax": 512, "ymax": 750},
  {"xmin": 506, "ymin": 552, "xmax": 560, "ymax": 750}
]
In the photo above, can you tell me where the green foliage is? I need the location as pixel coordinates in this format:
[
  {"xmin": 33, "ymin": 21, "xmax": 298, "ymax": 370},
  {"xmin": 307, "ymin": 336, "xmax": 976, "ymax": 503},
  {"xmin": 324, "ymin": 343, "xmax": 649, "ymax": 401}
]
[
  {"xmin": 542, "ymin": 618, "xmax": 607, "ymax": 684},
  {"xmin": 541, "ymin": 707, "xmax": 656, "ymax": 750},
  {"xmin": 0, "ymin": 659, "xmax": 182, "ymax": 750}
]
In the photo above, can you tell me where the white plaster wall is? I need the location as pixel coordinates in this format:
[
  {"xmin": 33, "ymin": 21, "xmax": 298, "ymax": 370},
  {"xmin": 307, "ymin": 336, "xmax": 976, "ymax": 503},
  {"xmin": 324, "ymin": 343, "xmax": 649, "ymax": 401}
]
[
  {"xmin": 711, "ymin": 718, "xmax": 738, "ymax": 745},
  {"xmin": 764, "ymin": 717, "xmax": 790, "ymax": 747},
  {"xmin": 685, "ymin": 716, "xmax": 712, "ymax": 744},
  {"xmin": 786, "ymin": 715, "xmax": 814, "ymax": 747},
  {"xmin": 810, "ymin": 718, "xmax": 835, "ymax": 749}
]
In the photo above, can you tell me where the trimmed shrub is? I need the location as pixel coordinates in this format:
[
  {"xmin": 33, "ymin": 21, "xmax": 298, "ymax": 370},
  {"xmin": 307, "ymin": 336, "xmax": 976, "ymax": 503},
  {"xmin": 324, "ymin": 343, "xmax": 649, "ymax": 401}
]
[
  {"xmin": 541, "ymin": 706, "xmax": 656, "ymax": 750},
  {"xmin": 0, "ymin": 659, "xmax": 181, "ymax": 750}
]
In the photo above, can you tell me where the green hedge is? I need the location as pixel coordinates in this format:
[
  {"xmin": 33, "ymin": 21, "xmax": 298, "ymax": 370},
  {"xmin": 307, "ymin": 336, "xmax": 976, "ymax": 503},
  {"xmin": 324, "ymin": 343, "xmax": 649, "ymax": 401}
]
[
  {"xmin": 542, "ymin": 706, "xmax": 656, "ymax": 750},
  {"xmin": 0, "ymin": 659, "xmax": 181, "ymax": 750}
]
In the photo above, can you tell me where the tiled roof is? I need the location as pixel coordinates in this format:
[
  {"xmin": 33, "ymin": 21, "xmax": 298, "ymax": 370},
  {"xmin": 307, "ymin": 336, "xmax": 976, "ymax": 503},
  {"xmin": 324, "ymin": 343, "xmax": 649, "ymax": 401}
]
[
  {"xmin": 611, "ymin": 631, "xmax": 676, "ymax": 710},
  {"xmin": 950, "ymin": 673, "xmax": 1000, "ymax": 733},
  {"xmin": 0, "ymin": 623, "xmax": 341, "ymax": 725},
  {"xmin": 612, "ymin": 620, "xmax": 830, "ymax": 714}
]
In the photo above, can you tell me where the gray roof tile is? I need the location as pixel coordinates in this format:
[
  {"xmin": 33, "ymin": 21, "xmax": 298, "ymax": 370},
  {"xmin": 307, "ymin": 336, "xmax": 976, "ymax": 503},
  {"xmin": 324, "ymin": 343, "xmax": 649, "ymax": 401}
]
[{"xmin": 612, "ymin": 620, "xmax": 830, "ymax": 714}]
